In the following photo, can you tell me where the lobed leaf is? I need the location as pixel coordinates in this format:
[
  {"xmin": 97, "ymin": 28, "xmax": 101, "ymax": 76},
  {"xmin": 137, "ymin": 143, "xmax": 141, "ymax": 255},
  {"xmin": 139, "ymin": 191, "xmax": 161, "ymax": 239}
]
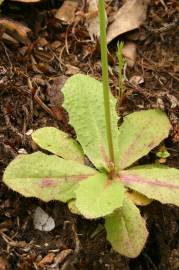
[
  {"xmin": 32, "ymin": 127, "xmax": 84, "ymax": 163},
  {"xmin": 62, "ymin": 74, "xmax": 119, "ymax": 171},
  {"xmin": 105, "ymin": 197, "xmax": 148, "ymax": 258},
  {"xmin": 75, "ymin": 173, "xmax": 124, "ymax": 219},
  {"xmin": 3, "ymin": 152, "xmax": 96, "ymax": 202},
  {"xmin": 117, "ymin": 110, "xmax": 171, "ymax": 170},
  {"xmin": 120, "ymin": 164, "xmax": 179, "ymax": 206}
]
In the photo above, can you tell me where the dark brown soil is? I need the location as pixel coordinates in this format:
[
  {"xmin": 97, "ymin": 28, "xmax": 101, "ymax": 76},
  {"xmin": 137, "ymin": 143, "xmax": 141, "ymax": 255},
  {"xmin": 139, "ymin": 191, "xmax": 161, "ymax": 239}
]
[{"xmin": 0, "ymin": 0, "xmax": 179, "ymax": 269}]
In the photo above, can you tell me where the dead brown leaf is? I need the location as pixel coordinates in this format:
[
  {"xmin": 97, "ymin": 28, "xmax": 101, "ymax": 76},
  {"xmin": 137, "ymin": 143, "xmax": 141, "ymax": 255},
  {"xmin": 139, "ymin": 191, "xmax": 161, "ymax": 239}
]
[
  {"xmin": 65, "ymin": 64, "xmax": 80, "ymax": 75},
  {"xmin": 122, "ymin": 41, "xmax": 137, "ymax": 67},
  {"xmin": 0, "ymin": 18, "xmax": 31, "ymax": 43},
  {"xmin": 107, "ymin": 0, "xmax": 150, "ymax": 43},
  {"xmin": 55, "ymin": 0, "xmax": 79, "ymax": 24},
  {"xmin": 48, "ymin": 76, "xmax": 68, "ymax": 124},
  {"xmin": 86, "ymin": 0, "xmax": 100, "ymax": 40}
]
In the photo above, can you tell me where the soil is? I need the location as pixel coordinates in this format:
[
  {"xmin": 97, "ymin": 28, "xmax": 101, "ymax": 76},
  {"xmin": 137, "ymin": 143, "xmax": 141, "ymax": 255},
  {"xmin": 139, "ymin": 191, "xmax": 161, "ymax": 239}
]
[{"xmin": 0, "ymin": 0, "xmax": 179, "ymax": 269}]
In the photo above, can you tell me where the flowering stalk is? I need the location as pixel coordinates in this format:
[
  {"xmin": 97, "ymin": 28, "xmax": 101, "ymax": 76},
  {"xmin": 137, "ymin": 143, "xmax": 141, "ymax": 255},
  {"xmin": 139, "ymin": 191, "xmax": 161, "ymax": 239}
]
[{"xmin": 98, "ymin": 0, "xmax": 115, "ymax": 171}]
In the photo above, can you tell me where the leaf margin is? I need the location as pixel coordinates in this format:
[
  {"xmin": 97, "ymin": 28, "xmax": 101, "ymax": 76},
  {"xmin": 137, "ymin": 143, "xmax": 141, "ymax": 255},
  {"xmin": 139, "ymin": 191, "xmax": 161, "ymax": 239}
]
[
  {"xmin": 120, "ymin": 164, "xmax": 179, "ymax": 206},
  {"xmin": 105, "ymin": 196, "xmax": 148, "ymax": 258},
  {"xmin": 32, "ymin": 127, "xmax": 84, "ymax": 163},
  {"xmin": 75, "ymin": 173, "xmax": 125, "ymax": 219},
  {"xmin": 3, "ymin": 151, "xmax": 96, "ymax": 203}
]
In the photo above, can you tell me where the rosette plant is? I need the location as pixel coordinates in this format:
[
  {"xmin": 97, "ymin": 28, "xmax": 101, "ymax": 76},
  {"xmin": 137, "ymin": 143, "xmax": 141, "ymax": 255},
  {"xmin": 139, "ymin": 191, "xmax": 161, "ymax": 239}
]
[{"xmin": 3, "ymin": 0, "xmax": 179, "ymax": 258}]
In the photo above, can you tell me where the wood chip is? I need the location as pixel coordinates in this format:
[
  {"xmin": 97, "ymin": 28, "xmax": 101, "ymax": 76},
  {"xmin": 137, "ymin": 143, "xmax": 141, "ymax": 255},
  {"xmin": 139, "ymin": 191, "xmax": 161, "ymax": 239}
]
[{"xmin": 37, "ymin": 253, "xmax": 55, "ymax": 267}]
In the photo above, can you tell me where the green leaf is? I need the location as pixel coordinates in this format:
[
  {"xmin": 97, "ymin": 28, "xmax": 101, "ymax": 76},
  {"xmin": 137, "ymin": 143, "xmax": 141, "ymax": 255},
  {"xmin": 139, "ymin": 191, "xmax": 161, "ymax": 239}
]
[
  {"xmin": 120, "ymin": 164, "xmax": 179, "ymax": 206},
  {"xmin": 75, "ymin": 173, "xmax": 124, "ymax": 219},
  {"xmin": 105, "ymin": 197, "xmax": 148, "ymax": 258},
  {"xmin": 117, "ymin": 110, "xmax": 171, "ymax": 169},
  {"xmin": 3, "ymin": 152, "xmax": 96, "ymax": 203},
  {"xmin": 32, "ymin": 127, "xmax": 84, "ymax": 163},
  {"xmin": 156, "ymin": 150, "xmax": 170, "ymax": 159},
  {"xmin": 62, "ymin": 74, "xmax": 119, "ymax": 171}
]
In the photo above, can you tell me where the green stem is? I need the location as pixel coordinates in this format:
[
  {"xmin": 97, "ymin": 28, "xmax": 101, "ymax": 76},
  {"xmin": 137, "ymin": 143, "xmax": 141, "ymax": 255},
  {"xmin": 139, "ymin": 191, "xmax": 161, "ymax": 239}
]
[{"xmin": 98, "ymin": 0, "xmax": 115, "ymax": 170}]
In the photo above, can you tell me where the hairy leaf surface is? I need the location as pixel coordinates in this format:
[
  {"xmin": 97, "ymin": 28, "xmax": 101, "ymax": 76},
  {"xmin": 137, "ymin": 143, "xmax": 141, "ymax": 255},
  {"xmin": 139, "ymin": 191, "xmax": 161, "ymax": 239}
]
[
  {"xmin": 62, "ymin": 74, "xmax": 119, "ymax": 171},
  {"xmin": 75, "ymin": 173, "xmax": 124, "ymax": 219},
  {"xmin": 105, "ymin": 197, "xmax": 148, "ymax": 258},
  {"xmin": 32, "ymin": 127, "xmax": 84, "ymax": 163},
  {"xmin": 118, "ymin": 110, "xmax": 171, "ymax": 169},
  {"xmin": 120, "ymin": 164, "xmax": 179, "ymax": 206},
  {"xmin": 3, "ymin": 152, "xmax": 96, "ymax": 202}
]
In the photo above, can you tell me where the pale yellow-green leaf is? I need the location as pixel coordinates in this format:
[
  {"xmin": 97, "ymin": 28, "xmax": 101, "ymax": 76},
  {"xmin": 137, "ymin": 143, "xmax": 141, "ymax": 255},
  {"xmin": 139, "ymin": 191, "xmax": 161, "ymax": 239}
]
[
  {"xmin": 3, "ymin": 152, "xmax": 96, "ymax": 202},
  {"xmin": 62, "ymin": 74, "xmax": 119, "ymax": 171},
  {"xmin": 121, "ymin": 164, "xmax": 179, "ymax": 206},
  {"xmin": 75, "ymin": 173, "xmax": 124, "ymax": 219},
  {"xmin": 105, "ymin": 197, "xmax": 148, "ymax": 258},
  {"xmin": 117, "ymin": 110, "xmax": 171, "ymax": 169},
  {"xmin": 32, "ymin": 127, "xmax": 84, "ymax": 163}
]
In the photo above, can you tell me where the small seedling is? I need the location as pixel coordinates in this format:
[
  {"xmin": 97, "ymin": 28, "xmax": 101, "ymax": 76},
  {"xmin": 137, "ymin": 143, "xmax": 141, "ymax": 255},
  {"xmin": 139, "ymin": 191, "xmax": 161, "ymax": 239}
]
[
  {"xmin": 156, "ymin": 145, "xmax": 170, "ymax": 164},
  {"xmin": 3, "ymin": 0, "xmax": 179, "ymax": 258}
]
